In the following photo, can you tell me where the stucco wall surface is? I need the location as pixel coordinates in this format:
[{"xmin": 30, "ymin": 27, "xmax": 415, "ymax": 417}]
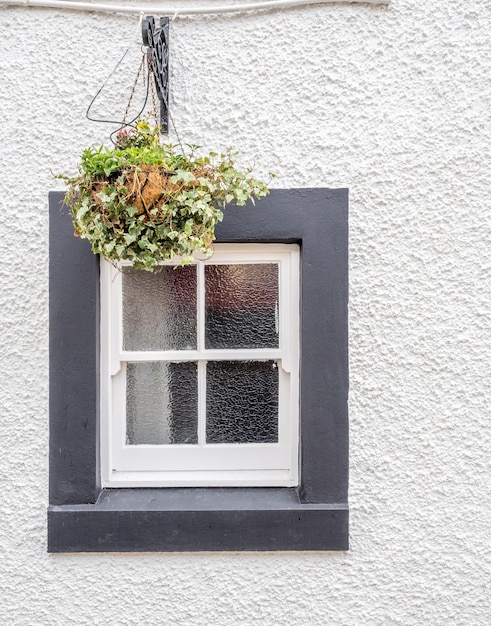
[{"xmin": 0, "ymin": 0, "xmax": 490, "ymax": 624}]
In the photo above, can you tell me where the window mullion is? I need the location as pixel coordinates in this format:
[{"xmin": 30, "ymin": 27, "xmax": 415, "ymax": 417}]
[
  {"xmin": 197, "ymin": 262, "xmax": 206, "ymax": 445},
  {"xmin": 198, "ymin": 360, "xmax": 207, "ymax": 446},
  {"xmin": 198, "ymin": 261, "xmax": 205, "ymax": 352}
]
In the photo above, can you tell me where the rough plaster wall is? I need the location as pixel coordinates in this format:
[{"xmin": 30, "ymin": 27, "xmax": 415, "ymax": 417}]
[{"xmin": 0, "ymin": 0, "xmax": 490, "ymax": 624}]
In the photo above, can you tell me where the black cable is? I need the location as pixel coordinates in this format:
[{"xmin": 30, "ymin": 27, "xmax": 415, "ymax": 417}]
[{"xmin": 86, "ymin": 45, "xmax": 151, "ymax": 144}]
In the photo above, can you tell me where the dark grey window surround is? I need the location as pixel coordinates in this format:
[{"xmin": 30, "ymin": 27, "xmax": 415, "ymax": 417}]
[{"xmin": 48, "ymin": 188, "xmax": 349, "ymax": 552}]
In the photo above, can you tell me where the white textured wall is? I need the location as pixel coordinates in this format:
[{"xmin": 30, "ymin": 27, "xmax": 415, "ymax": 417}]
[{"xmin": 1, "ymin": 0, "xmax": 490, "ymax": 623}]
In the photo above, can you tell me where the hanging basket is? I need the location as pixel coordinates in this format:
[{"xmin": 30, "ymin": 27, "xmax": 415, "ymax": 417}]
[
  {"xmin": 59, "ymin": 123, "xmax": 272, "ymax": 271},
  {"xmin": 91, "ymin": 165, "xmax": 179, "ymax": 216}
]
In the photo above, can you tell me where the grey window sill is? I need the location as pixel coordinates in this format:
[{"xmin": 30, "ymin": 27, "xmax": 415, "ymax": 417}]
[{"xmin": 49, "ymin": 488, "xmax": 348, "ymax": 552}]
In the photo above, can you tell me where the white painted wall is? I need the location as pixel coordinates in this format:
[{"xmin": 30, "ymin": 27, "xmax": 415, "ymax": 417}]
[{"xmin": 1, "ymin": 0, "xmax": 490, "ymax": 623}]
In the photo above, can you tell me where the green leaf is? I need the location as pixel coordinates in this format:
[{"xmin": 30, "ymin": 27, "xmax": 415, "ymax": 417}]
[
  {"xmin": 124, "ymin": 233, "xmax": 137, "ymax": 245},
  {"xmin": 172, "ymin": 170, "xmax": 196, "ymax": 184},
  {"xmin": 75, "ymin": 203, "xmax": 89, "ymax": 221}
]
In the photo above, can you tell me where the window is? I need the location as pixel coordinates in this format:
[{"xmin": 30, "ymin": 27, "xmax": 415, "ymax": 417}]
[
  {"xmin": 102, "ymin": 245, "xmax": 300, "ymax": 487},
  {"xmin": 48, "ymin": 188, "xmax": 349, "ymax": 552}
]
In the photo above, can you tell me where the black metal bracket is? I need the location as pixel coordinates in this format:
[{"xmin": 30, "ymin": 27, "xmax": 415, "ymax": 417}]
[{"xmin": 142, "ymin": 16, "xmax": 170, "ymax": 133}]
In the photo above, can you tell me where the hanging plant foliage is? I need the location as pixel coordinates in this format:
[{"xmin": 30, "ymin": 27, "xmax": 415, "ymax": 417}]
[{"xmin": 59, "ymin": 122, "xmax": 271, "ymax": 270}]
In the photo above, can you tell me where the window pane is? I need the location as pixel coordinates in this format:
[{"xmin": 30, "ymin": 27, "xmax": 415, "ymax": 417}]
[
  {"xmin": 126, "ymin": 361, "xmax": 198, "ymax": 445},
  {"xmin": 122, "ymin": 266, "xmax": 197, "ymax": 351},
  {"xmin": 205, "ymin": 264, "xmax": 279, "ymax": 349},
  {"xmin": 206, "ymin": 360, "xmax": 279, "ymax": 443}
]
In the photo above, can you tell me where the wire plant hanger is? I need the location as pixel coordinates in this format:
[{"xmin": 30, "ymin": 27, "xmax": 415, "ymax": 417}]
[{"xmin": 85, "ymin": 15, "xmax": 183, "ymax": 151}]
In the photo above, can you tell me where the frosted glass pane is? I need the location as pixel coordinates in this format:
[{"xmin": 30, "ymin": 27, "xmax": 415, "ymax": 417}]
[
  {"xmin": 126, "ymin": 361, "xmax": 198, "ymax": 444},
  {"xmin": 205, "ymin": 264, "xmax": 279, "ymax": 349},
  {"xmin": 206, "ymin": 361, "xmax": 278, "ymax": 443},
  {"xmin": 122, "ymin": 266, "xmax": 197, "ymax": 351}
]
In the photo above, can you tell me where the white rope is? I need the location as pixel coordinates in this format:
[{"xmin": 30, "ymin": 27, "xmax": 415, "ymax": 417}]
[
  {"xmin": 135, "ymin": 11, "xmax": 144, "ymax": 38},
  {"xmin": 3, "ymin": 0, "xmax": 389, "ymax": 18}
]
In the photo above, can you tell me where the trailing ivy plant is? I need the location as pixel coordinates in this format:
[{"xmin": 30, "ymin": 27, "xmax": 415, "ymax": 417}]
[{"xmin": 59, "ymin": 121, "xmax": 271, "ymax": 270}]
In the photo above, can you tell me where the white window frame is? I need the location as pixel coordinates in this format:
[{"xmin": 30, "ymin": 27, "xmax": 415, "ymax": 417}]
[{"xmin": 100, "ymin": 243, "xmax": 300, "ymax": 488}]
